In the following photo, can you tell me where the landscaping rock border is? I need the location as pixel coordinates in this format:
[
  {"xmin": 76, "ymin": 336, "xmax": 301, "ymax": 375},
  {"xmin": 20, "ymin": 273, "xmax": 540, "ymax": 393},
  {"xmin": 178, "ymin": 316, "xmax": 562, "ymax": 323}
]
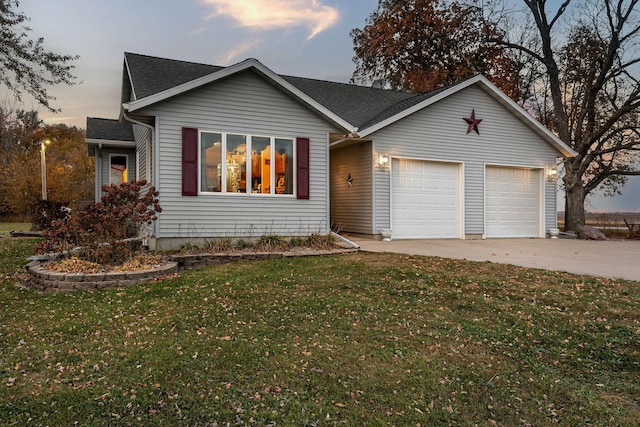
[
  {"xmin": 24, "ymin": 260, "xmax": 179, "ymax": 292},
  {"xmin": 170, "ymin": 248, "xmax": 358, "ymax": 270},
  {"xmin": 24, "ymin": 248, "xmax": 359, "ymax": 292}
]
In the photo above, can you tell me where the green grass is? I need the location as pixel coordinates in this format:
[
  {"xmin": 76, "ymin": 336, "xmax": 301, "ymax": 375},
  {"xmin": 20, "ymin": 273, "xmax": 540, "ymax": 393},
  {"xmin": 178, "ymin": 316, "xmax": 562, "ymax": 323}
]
[
  {"xmin": 1, "ymin": 232, "xmax": 639, "ymax": 425},
  {"xmin": 0, "ymin": 223, "xmax": 29, "ymax": 236}
]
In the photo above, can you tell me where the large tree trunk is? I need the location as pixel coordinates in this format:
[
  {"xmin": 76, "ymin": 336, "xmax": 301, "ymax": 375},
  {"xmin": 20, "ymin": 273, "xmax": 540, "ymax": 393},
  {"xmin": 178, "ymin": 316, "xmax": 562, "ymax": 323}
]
[{"xmin": 563, "ymin": 164, "xmax": 586, "ymax": 233}]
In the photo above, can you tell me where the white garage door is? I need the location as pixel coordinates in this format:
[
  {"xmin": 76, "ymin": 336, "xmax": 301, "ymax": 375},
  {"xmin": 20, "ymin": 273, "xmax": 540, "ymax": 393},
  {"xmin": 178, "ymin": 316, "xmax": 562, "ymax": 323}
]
[
  {"xmin": 485, "ymin": 166, "xmax": 541, "ymax": 238},
  {"xmin": 392, "ymin": 159, "xmax": 460, "ymax": 239}
]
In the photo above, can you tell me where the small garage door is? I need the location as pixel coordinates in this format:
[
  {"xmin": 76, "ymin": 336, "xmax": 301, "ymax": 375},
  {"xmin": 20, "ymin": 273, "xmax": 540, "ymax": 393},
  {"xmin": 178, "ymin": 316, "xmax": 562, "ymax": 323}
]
[
  {"xmin": 485, "ymin": 166, "xmax": 541, "ymax": 238},
  {"xmin": 392, "ymin": 159, "xmax": 460, "ymax": 238}
]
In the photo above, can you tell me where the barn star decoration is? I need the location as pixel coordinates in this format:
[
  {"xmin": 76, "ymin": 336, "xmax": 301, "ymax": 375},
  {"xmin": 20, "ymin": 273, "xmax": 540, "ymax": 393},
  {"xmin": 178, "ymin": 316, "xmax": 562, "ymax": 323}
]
[{"xmin": 463, "ymin": 109, "xmax": 483, "ymax": 134}]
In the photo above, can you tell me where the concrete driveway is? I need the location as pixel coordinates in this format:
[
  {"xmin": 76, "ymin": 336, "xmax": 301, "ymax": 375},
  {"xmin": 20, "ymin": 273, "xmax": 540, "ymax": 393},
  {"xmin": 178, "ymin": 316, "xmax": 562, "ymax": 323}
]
[{"xmin": 348, "ymin": 237, "xmax": 640, "ymax": 282}]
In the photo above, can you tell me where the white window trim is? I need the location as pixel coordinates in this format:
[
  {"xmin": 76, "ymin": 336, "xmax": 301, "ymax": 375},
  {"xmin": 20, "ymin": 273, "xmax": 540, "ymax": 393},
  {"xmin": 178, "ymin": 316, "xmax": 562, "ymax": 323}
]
[{"xmin": 198, "ymin": 130, "xmax": 295, "ymax": 197}]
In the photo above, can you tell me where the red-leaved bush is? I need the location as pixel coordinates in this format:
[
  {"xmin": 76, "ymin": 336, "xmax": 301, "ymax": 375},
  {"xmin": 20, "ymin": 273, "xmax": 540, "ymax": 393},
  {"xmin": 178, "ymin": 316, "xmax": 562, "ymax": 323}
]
[
  {"xmin": 31, "ymin": 200, "xmax": 71, "ymax": 231},
  {"xmin": 36, "ymin": 180, "xmax": 162, "ymax": 265}
]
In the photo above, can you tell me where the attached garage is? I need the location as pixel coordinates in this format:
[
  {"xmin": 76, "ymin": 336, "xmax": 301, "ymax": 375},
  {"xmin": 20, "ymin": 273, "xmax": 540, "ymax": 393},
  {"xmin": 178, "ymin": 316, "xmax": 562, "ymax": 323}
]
[
  {"xmin": 485, "ymin": 166, "xmax": 543, "ymax": 238},
  {"xmin": 391, "ymin": 158, "xmax": 461, "ymax": 238}
]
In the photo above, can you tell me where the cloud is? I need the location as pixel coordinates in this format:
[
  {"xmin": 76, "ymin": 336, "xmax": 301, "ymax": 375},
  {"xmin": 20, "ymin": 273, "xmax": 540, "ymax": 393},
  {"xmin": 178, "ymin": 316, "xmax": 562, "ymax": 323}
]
[
  {"xmin": 219, "ymin": 38, "xmax": 264, "ymax": 64},
  {"xmin": 200, "ymin": 0, "xmax": 340, "ymax": 40}
]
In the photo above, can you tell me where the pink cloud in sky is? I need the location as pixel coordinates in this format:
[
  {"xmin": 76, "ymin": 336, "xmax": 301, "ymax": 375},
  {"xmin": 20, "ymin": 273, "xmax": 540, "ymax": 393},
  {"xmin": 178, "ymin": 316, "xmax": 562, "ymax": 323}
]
[{"xmin": 200, "ymin": 0, "xmax": 340, "ymax": 40}]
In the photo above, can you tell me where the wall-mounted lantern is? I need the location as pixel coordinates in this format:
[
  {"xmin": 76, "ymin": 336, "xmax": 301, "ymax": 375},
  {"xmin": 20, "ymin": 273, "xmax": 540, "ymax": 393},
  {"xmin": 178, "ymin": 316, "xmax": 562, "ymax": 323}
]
[{"xmin": 377, "ymin": 153, "xmax": 390, "ymax": 170}]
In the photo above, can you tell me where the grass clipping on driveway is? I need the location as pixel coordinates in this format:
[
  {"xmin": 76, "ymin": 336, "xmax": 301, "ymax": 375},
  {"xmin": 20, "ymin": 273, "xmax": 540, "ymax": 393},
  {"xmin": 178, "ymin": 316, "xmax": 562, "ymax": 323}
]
[{"xmin": 1, "ymin": 238, "xmax": 639, "ymax": 425}]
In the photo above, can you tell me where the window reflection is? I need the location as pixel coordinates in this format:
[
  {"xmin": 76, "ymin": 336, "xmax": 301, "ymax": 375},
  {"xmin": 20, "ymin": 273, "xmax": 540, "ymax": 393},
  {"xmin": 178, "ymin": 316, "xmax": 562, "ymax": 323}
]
[
  {"xmin": 275, "ymin": 138, "xmax": 293, "ymax": 194},
  {"xmin": 251, "ymin": 136, "xmax": 270, "ymax": 194},
  {"xmin": 201, "ymin": 133, "xmax": 222, "ymax": 192},
  {"xmin": 200, "ymin": 131, "xmax": 294, "ymax": 195},
  {"xmin": 226, "ymin": 134, "xmax": 247, "ymax": 193}
]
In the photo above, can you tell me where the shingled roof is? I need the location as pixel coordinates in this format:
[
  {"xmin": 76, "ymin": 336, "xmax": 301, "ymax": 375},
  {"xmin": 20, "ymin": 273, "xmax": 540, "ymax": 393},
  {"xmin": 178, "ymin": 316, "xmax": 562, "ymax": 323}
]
[
  {"xmin": 122, "ymin": 52, "xmax": 423, "ymax": 130},
  {"xmin": 281, "ymin": 75, "xmax": 416, "ymax": 129},
  {"xmin": 86, "ymin": 117, "xmax": 134, "ymax": 142},
  {"xmin": 114, "ymin": 53, "xmax": 574, "ymax": 157},
  {"xmin": 124, "ymin": 53, "xmax": 223, "ymax": 101}
]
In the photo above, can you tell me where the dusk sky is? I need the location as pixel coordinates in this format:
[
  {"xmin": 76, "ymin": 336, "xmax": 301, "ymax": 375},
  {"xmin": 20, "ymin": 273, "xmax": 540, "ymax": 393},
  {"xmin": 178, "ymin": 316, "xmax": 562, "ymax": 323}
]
[{"xmin": 9, "ymin": 0, "xmax": 640, "ymax": 212}]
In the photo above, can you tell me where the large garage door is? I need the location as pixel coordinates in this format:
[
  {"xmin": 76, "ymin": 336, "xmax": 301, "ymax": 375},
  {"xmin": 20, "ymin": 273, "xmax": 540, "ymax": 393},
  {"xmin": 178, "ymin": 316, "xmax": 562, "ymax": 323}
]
[
  {"xmin": 485, "ymin": 166, "xmax": 541, "ymax": 238},
  {"xmin": 392, "ymin": 159, "xmax": 460, "ymax": 239}
]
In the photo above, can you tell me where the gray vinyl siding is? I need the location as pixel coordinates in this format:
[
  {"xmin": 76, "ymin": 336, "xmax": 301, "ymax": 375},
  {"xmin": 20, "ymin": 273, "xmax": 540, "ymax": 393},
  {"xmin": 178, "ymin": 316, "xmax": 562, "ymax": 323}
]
[
  {"xmin": 545, "ymin": 180, "xmax": 558, "ymax": 230},
  {"xmin": 132, "ymin": 124, "xmax": 154, "ymax": 237},
  {"xmin": 133, "ymin": 124, "xmax": 152, "ymax": 183},
  {"xmin": 373, "ymin": 167, "xmax": 391, "ymax": 232},
  {"xmin": 330, "ymin": 143, "xmax": 373, "ymax": 234},
  {"xmin": 136, "ymin": 70, "xmax": 338, "ymax": 240},
  {"xmin": 96, "ymin": 148, "xmax": 136, "ymax": 197},
  {"xmin": 370, "ymin": 85, "xmax": 559, "ymax": 236}
]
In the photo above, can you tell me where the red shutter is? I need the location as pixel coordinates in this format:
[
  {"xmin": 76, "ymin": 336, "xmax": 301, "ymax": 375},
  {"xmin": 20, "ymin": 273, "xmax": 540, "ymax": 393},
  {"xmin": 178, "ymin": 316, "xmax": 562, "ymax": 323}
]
[
  {"xmin": 296, "ymin": 137, "xmax": 310, "ymax": 199},
  {"xmin": 182, "ymin": 127, "xmax": 198, "ymax": 196}
]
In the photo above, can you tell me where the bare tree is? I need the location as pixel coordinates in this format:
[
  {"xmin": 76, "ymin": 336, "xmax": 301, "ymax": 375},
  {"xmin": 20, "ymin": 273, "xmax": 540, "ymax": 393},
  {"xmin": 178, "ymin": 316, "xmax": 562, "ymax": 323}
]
[
  {"xmin": 0, "ymin": 0, "xmax": 78, "ymax": 112},
  {"xmin": 487, "ymin": 0, "xmax": 640, "ymax": 232}
]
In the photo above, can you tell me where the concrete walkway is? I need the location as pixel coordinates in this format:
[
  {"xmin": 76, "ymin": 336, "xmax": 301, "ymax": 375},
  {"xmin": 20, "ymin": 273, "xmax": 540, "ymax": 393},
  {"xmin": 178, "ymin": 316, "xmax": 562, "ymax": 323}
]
[{"xmin": 348, "ymin": 237, "xmax": 640, "ymax": 282}]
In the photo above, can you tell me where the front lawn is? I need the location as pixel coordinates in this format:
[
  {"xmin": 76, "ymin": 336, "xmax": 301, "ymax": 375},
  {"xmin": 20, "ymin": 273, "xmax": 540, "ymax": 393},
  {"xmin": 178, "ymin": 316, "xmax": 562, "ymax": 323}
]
[{"xmin": 0, "ymin": 233, "xmax": 638, "ymax": 425}]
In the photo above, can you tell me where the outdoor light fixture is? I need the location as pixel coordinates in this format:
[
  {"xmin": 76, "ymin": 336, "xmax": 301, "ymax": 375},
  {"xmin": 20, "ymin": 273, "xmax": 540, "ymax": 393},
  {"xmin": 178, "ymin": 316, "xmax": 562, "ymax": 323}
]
[
  {"xmin": 377, "ymin": 153, "xmax": 390, "ymax": 169},
  {"xmin": 547, "ymin": 165, "xmax": 557, "ymax": 182},
  {"xmin": 41, "ymin": 139, "xmax": 51, "ymax": 200}
]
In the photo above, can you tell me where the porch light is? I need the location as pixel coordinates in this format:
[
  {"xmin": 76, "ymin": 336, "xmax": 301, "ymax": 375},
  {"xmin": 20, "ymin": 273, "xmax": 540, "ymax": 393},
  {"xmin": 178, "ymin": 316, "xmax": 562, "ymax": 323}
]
[
  {"xmin": 546, "ymin": 165, "xmax": 557, "ymax": 182},
  {"xmin": 377, "ymin": 153, "xmax": 390, "ymax": 169}
]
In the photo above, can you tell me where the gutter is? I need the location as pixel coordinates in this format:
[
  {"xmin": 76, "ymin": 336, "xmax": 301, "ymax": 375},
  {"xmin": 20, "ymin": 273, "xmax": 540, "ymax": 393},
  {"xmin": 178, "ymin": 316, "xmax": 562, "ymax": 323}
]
[{"xmin": 122, "ymin": 111, "xmax": 154, "ymax": 139}]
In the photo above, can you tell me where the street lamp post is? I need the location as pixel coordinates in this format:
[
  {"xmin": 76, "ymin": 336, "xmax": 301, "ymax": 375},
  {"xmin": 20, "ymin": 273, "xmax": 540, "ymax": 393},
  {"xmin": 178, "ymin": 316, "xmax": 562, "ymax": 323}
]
[{"xmin": 40, "ymin": 139, "xmax": 51, "ymax": 200}]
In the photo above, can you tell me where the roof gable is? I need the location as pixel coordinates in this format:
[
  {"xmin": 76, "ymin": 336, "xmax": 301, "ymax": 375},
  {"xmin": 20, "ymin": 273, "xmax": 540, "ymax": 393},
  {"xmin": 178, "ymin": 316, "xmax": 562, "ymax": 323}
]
[
  {"xmin": 123, "ymin": 57, "xmax": 357, "ymax": 132},
  {"xmin": 358, "ymin": 76, "xmax": 576, "ymax": 157}
]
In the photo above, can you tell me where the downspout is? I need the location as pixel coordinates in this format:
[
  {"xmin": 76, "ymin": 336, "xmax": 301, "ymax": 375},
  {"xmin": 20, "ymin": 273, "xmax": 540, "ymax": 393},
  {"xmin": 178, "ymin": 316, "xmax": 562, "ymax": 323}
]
[
  {"xmin": 95, "ymin": 143, "xmax": 102, "ymax": 202},
  {"xmin": 122, "ymin": 112, "xmax": 157, "ymax": 246}
]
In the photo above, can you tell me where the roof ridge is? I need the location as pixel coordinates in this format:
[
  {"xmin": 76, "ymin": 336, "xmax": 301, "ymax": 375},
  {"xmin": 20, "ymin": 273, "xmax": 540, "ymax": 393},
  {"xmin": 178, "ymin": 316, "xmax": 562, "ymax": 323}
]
[
  {"xmin": 281, "ymin": 74, "xmax": 416, "ymax": 95},
  {"xmin": 123, "ymin": 52, "xmax": 416, "ymax": 95},
  {"xmin": 124, "ymin": 52, "xmax": 220, "ymax": 69}
]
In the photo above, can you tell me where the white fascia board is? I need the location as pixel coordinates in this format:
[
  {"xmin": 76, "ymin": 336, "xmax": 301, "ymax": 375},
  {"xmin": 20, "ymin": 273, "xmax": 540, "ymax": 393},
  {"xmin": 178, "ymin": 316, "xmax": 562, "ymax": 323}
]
[
  {"xmin": 358, "ymin": 75, "xmax": 577, "ymax": 158},
  {"xmin": 86, "ymin": 138, "xmax": 135, "ymax": 148},
  {"xmin": 123, "ymin": 58, "xmax": 357, "ymax": 133},
  {"xmin": 250, "ymin": 61, "xmax": 357, "ymax": 132},
  {"xmin": 123, "ymin": 54, "xmax": 137, "ymax": 101},
  {"xmin": 472, "ymin": 76, "xmax": 577, "ymax": 158},
  {"xmin": 358, "ymin": 76, "xmax": 481, "ymax": 138}
]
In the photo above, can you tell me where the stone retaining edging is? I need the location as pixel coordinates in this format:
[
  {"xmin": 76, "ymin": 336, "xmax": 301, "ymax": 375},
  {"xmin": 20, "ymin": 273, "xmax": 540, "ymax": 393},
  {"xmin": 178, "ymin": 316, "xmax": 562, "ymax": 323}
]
[
  {"xmin": 170, "ymin": 248, "xmax": 358, "ymax": 270},
  {"xmin": 25, "ymin": 260, "xmax": 179, "ymax": 292},
  {"xmin": 24, "ymin": 248, "xmax": 359, "ymax": 292}
]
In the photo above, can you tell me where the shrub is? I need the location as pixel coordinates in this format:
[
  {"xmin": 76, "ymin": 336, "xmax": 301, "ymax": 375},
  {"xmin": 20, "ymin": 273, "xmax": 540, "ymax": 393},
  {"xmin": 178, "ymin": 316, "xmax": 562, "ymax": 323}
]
[
  {"xmin": 202, "ymin": 238, "xmax": 235, "ymax": 253},
  {"xmin": 255, "ymin": 234, "xmax": 286, "ymax": 251},
  {"xmin": 305, "ymin": 233, "xmax": 338, "ymax": 249},
  {"xmin": 36, "ymin": 180, "xmax": 162, "ymax": 265},
  {"xmin": 31, "ymin": 200, "xmax": 70, "ymax": 231}
]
